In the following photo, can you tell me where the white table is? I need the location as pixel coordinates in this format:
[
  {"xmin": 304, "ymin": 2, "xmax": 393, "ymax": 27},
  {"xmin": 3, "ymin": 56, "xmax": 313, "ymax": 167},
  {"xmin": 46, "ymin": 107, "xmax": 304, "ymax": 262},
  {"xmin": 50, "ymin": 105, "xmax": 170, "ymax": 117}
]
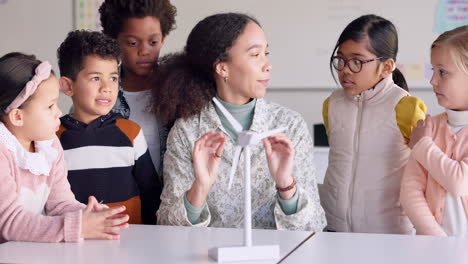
[
  {"xmin": 3, "ymin": 225, "xmax": 468, "ymax": 264},
  {"xmin": 0, "ymin": 224, "xmax": 311, "ymax": 264},
  {"xmin": 282, "ymin": 232, "xmax": 468, "ymax": 264}
]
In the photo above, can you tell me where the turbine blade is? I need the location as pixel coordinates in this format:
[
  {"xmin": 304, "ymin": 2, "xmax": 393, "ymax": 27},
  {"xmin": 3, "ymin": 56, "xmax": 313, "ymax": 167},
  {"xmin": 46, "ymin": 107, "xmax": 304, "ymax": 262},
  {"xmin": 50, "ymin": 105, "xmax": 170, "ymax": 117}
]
[
  {"xmin": 212, "ymin": 97, "xmax": 243, "ymax": 133},
  {"xmin": 255, "ymin": 127, "xmax": 287, "ymax": 142},
  {"xmin": 228, "ymin": 146, "xmax": 242, "ymax": 190}
]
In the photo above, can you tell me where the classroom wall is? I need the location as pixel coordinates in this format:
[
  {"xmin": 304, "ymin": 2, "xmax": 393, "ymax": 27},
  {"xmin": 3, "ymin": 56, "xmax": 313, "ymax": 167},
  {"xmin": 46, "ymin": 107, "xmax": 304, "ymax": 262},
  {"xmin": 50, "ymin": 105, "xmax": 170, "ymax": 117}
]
[
  {"xmin": 0, "ymin": 0, "xmax": 74, "ymax": 113},
  {"xmin": 165, "ymin": 0, "xmax": 446, "ymax": 89},
  {"xmin": 0, "ymin": 0, "xmax": 444, "ymax": 135}
]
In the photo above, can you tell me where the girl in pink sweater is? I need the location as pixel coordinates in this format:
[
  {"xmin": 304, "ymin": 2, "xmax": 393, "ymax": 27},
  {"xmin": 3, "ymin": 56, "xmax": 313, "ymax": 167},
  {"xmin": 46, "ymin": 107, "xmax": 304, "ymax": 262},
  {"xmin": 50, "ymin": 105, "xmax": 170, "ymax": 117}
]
[
  {"xmin": 401, "ymin": 25, "xmax": 468, "ymax": 236},
  {"xmin": 0, "ymin": 52, "xmax": 129, "ymax": 242}
]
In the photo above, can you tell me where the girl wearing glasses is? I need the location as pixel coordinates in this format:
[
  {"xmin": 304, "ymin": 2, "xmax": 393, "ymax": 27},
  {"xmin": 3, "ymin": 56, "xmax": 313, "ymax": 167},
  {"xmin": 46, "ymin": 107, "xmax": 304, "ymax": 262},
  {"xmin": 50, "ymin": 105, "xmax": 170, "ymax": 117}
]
[{"xmin": 320, "ymin": 14, "xmax": 426, "ymax": 234}]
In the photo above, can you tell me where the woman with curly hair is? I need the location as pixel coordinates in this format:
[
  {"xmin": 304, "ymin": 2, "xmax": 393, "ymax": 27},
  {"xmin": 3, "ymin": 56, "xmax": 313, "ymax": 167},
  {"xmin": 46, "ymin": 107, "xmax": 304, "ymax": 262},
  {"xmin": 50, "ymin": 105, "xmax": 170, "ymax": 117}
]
[
  {"xmin": 99, "ymin": 0, "xmax": 177, "ymax": 175},
  {"xmin": 153, "ymin": 13, "xmax": 326, "ymax": 231}
]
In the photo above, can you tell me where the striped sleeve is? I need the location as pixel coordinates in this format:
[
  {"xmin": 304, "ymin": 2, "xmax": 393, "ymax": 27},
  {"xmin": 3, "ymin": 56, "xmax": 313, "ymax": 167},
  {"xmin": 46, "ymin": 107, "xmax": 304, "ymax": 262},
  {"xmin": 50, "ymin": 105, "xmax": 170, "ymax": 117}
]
[
  {"xmin": 133, "ymin": 129, "xmax": 148, "ymax": 160},
  {"xmin": 116, "ymin": 119, "xmax": 162, "ymax": 224}
]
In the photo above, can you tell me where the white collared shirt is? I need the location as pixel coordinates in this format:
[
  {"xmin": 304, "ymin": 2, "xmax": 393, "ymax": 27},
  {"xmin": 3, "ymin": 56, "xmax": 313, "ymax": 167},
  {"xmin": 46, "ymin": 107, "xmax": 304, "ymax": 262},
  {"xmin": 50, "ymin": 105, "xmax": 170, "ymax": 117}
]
[{"xmin": 442, "ymin": 109, "xmax": 468, "ymax": 236}]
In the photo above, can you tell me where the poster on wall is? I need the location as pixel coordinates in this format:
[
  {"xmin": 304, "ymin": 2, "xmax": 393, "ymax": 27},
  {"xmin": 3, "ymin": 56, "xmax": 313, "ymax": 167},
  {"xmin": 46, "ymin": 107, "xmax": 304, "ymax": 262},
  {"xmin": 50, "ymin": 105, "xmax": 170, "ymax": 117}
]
[
  {"xmin": 74, "ymin": 0, "xmax": 104, "ymax": 30},
  {"xmin": 434, "ymin": 0, "xmax": 468, "ymax": 33}
]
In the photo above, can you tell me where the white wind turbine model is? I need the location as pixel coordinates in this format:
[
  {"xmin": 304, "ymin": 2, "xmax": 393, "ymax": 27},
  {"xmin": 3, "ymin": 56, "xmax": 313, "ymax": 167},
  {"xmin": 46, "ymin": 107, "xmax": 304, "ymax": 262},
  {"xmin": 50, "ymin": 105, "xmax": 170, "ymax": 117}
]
[{"xmin": 208, "ymin": 97, "xmax": 286, "ymax": 263}]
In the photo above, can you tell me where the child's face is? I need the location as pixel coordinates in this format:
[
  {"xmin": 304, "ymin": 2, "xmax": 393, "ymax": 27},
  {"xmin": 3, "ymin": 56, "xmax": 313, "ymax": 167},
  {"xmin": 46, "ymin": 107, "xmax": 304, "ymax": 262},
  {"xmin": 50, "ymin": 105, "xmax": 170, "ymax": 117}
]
[
  {"xmin": 69, "ymin": 55, "xmax": 119, "ymax": 124},
  {"xmin": 117, "ymin": 16, "xmax": 164, "ymax": 78},
  {"xmin": 430, "ymin": 45, "xmax": 468, "ymax": 111},
  {"xmin": 336, "ymin": 39, "xmax": 385, "ymax": 96},
  {"xmin": 21, "ymin": 75, "xmax": 62, "ymax": 141}
]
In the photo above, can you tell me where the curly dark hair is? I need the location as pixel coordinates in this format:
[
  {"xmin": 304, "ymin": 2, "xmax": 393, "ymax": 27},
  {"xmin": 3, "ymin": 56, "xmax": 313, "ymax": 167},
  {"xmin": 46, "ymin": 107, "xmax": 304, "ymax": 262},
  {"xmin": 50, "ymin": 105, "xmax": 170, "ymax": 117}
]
[
  {"xmin": 99, "ymin": 0, "xmax": 177, "ymax": 39},
  {"xmin": 57, "ymin": 30, "xmax": 120, "ymax": 80},
  {"xmin": 149, "ymin": 13, "xmax": 259, "ymax": 127},
  {"xmin": 0, "ymin": 52, "xmax": 47, "ymax": 115}
]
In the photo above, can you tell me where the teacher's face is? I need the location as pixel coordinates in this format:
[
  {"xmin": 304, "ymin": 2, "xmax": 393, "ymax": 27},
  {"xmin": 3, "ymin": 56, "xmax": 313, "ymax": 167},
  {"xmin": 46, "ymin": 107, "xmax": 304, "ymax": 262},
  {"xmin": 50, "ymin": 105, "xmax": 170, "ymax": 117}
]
[{"xmin": 217, "ymin": 21, "xmax": 272, "ymax": 105}]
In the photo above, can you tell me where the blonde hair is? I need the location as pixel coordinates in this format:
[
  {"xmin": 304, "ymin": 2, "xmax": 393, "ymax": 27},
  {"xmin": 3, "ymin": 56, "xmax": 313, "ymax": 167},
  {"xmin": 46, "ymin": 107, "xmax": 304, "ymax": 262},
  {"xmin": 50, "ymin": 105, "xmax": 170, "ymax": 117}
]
[{"xmin": 432, "ymin": 25, "xmax": 468, "ymax": 75}]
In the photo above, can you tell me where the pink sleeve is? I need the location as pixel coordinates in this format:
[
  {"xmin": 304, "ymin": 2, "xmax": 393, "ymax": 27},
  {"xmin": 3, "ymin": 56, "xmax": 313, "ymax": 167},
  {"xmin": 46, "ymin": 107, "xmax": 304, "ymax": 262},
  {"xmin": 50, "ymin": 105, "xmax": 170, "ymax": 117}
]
[
  {"xmin": 400, "ymin": 154, "xmax": 447, "ymax": 236},
  {"xmin": 413, "ymin": 136, "xmax": 468, "ymax": 195},
  {"xmin": 0, "ymin": 145, "xmax": 84, "ymax": 243}
]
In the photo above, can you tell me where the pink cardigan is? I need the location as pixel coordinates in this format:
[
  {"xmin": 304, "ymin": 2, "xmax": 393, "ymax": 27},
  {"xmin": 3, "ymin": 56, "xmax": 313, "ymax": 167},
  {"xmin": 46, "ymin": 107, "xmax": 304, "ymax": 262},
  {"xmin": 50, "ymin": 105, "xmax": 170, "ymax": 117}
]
[
  {"xmin": 400, "ymin": 113, "xmax": 468, "ymax": 236},
  {"xmin": 0, "ymin": 137, "xmax": 85, "ymax": 243}
]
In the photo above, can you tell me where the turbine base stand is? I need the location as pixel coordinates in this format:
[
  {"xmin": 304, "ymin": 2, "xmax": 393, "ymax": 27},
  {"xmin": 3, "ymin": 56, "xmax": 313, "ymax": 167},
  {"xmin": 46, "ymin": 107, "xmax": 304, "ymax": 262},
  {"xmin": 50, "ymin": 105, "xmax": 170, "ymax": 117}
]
[{"xmin": 208, "ymin": 245, "xmax": 280, "ymax": 262}]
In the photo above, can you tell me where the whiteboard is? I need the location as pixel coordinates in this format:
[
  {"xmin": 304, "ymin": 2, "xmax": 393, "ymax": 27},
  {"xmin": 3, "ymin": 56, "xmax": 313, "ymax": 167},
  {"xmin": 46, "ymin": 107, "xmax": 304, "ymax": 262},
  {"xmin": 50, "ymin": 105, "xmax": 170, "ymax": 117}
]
[{"xmin": 164, "ymin": 0, "xmax": 467, "ymax": 89}]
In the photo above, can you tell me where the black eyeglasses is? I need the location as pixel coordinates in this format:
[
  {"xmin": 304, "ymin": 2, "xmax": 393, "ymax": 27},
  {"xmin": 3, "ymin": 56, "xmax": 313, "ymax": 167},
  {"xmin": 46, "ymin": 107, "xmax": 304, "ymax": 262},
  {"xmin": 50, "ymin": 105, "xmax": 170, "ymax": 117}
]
[{"xmin": 331, "ymin": 56, "xmax": 382, "ymax": 73}]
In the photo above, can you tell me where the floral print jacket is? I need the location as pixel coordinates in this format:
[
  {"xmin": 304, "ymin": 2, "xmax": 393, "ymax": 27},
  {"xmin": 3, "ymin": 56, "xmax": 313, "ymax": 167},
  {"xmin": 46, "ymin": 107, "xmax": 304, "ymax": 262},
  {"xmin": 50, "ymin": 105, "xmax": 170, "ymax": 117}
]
[{"xmin": 157, "ymin": 99, "xmax": 326, "ymax": 231}]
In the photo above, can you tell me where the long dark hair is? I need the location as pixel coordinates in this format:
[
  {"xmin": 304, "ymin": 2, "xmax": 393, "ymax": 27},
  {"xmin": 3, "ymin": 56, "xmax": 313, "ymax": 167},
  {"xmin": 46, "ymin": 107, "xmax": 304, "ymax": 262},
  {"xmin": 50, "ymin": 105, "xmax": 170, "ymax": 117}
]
[
  {"xmin": 0, "ymin": 52, "xmax": 44, "ymax": 116},
  {"xmin": 330, "ymin": 14, "xmax": 408, "ymax": 91},
  {"xmin": 149, "ymin": 12, "xmax": 260, "ymax": 127}
]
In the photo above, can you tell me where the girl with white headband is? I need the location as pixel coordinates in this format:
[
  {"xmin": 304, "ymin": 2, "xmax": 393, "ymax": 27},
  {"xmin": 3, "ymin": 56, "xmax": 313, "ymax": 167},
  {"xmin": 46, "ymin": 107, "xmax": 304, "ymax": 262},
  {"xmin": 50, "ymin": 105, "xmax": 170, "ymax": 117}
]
[{"xmin": 0, "ymin": 52, "xmax": 129, "ymax": 242}]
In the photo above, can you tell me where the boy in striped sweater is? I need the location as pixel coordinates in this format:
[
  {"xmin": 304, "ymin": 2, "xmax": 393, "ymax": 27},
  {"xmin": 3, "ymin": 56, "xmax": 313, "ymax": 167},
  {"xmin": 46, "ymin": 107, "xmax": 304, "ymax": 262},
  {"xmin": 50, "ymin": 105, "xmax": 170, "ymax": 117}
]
[{"xmin": 56, "ymin": 30, "xmax": 161, "ymax": 224}]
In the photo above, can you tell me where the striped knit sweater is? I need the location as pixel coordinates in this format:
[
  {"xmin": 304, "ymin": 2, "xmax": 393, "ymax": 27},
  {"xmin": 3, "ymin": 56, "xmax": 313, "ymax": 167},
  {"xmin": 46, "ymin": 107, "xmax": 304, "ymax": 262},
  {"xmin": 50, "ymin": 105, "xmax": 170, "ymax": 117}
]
[{"xmin": 57, "ymin": 112, "xmax": 161, "ymax": 224}]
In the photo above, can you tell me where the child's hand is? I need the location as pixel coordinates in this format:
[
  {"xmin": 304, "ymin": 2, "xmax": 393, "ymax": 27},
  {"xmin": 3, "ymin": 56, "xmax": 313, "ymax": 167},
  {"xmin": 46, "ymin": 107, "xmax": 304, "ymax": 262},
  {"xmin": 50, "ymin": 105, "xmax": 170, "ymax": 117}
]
[
  {"xmin": 409, "ymin": 114, "xmax": 433, "ymax": 149},
  {"xmin": 81, "ymin": 198, "xmax": 129, "ymax": 240},
  {"xmin": 86, "ymin": 196, "xmax": 109, "ymax": 212}
]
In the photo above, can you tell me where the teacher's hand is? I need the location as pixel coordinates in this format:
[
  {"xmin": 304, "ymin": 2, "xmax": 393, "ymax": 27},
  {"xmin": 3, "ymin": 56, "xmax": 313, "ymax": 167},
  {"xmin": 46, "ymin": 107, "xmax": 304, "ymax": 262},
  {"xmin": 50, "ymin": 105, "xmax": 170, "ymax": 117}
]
[
  {"xmin": 263, "ymin": 133, "xmax": 296, "ymax": 200},
  {"xmin": 187, "ymin": 131, "xmax": 226, "ymax": 208}
]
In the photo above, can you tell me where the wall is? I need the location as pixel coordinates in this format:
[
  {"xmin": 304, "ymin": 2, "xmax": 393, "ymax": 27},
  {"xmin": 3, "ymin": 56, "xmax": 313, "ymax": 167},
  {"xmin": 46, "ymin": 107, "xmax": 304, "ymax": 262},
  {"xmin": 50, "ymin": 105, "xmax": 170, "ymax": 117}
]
[
  {"xmin": 0, "ymin": 0, "xmax": 74, "ymax": 112},
  {"xmin": 0, "ymin": 0, "xmax": 445, "ymax": 135},
  {"xmin": 166, "ymin": 0, "xmax": 444, "ymax": 88}
]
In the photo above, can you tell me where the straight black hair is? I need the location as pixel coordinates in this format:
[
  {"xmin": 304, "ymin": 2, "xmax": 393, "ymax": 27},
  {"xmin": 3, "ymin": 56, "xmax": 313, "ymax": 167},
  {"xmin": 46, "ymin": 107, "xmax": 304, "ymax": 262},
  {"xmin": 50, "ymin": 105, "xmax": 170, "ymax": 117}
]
[{"xmin": 330, "ymin": 14, "xmax": 408, "ymax": 91}]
